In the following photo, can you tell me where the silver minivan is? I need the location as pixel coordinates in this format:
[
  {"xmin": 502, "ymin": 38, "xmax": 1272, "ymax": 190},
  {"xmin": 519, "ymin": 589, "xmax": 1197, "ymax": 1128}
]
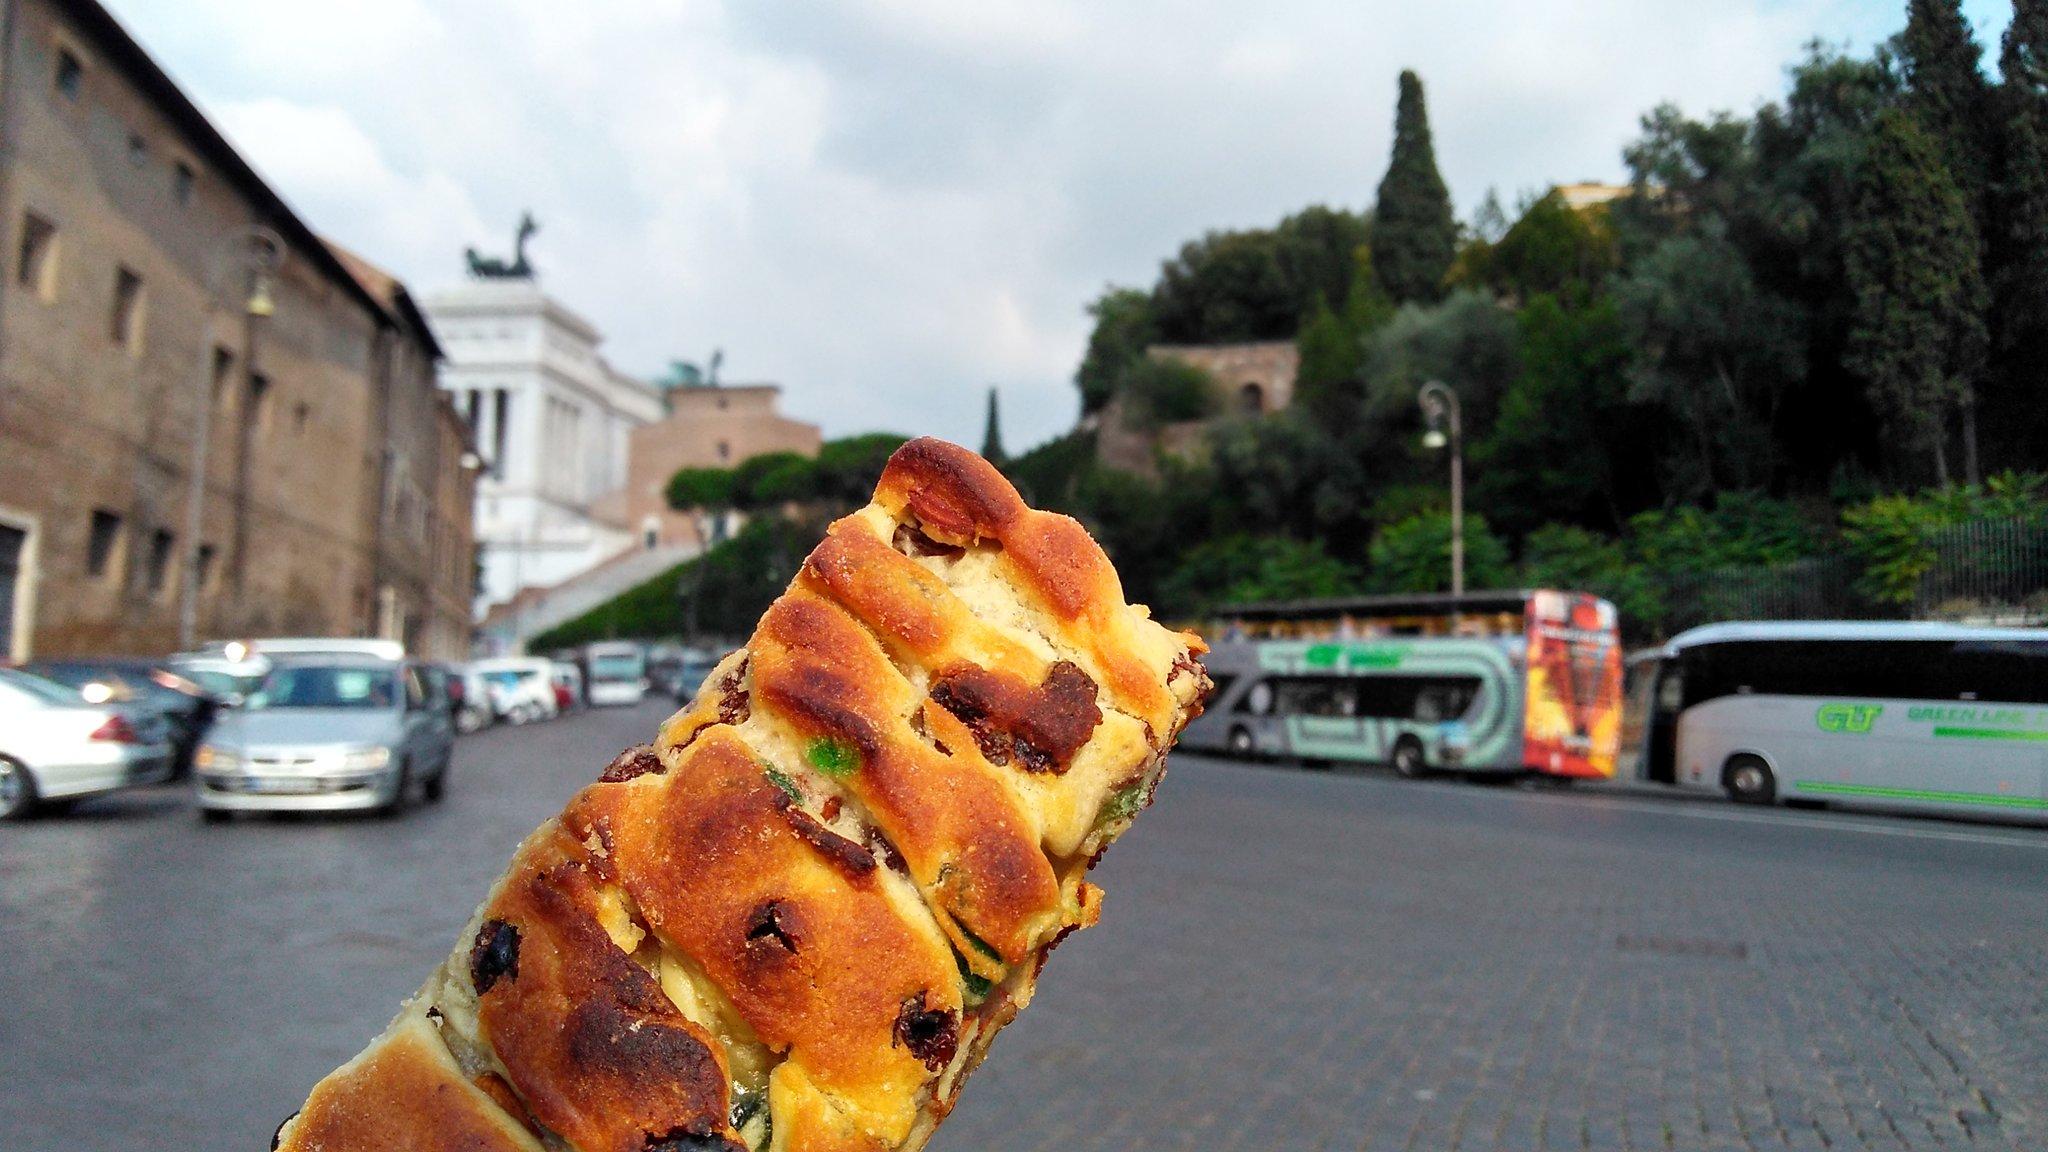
[{"xmin": 193, "ymin": 655, "xmax": 455, "ymax": 820}]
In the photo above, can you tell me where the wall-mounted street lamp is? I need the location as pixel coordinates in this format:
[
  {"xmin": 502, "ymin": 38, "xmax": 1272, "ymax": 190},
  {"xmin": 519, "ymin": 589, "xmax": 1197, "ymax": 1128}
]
[
  {"xmin": 178, "ymin": 226, "xmax": 284, "ymax": 651},
  {"xmin": 1417, "ymin": 379, "xmax": 1464, "ymax": 600}
]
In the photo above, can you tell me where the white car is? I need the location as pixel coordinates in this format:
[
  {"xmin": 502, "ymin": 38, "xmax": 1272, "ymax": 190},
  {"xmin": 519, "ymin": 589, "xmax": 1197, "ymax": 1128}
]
[
  {"xmin": 0, "ymin": 668, "xmax": 175, "ymax": 819},
  {"xmin": 470, "ymin": 658, "xmax": 559, "ymax": 725}
]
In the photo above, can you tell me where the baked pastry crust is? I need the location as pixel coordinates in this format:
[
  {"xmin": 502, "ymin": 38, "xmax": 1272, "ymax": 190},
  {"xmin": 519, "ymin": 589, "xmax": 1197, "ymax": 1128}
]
[{"xmin": 275, "ymin": 438, "xmax": 1208, "ymax": 1152}]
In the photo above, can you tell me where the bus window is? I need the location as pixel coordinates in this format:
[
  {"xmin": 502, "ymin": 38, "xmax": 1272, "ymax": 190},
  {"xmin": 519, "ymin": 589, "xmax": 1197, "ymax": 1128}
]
[
  {"xmin": 1276, "ymin": 678, "xmax": 1354, "ymax": 717},
  {"xmin": 1238, "ymin": 680, "xmax": 1274, "ymax": 715},
  {"xmin": 1414, "ymin": 680, "xmax": 1477, "ymax": 722}
]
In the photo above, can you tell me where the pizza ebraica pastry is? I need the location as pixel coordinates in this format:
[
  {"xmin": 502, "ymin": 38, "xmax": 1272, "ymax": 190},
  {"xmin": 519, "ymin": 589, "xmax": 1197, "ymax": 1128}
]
[{"xmin": 275, "ymin": 438, "xmax": 1210, "ymax": 1152}]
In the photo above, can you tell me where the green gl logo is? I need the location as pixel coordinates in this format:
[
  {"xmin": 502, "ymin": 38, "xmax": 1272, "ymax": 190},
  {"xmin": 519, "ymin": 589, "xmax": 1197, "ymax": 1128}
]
[{"xmin": 1815, "ymin": 703, "xmax": 1883, "ymax": 734}]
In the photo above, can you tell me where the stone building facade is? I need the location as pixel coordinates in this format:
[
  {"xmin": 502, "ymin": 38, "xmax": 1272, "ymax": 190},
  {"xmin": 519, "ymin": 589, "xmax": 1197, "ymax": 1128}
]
[
  {"xmin": 1094, "ymin": 340, "xmax": 1300, "ymax": 476},
  {"xmin": 424, "ymin": 276, "xmax": 665, "ymax": 614},
  {"xmin": 0, "ymin": 0, "xmax": 474, "ymax": 659},
  {"xmin": 600, "ymin": 383, "xmax": 822, "ymax": 552}
]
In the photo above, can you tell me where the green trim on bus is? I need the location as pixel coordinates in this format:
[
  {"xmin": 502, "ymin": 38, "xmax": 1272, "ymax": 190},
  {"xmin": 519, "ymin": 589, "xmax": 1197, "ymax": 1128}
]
[
  {"xmin": 1930, "ymin": 725, "xmax": 2048, "ymax": 742},
  {"xmin": 1791, "ymin": 781, "xmax": 2048, "ymax": 809}
]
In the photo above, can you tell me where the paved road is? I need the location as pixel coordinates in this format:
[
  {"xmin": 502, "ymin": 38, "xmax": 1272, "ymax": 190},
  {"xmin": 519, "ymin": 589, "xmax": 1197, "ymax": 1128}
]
[{"xmin": 2, "ymin": 701, "xmax": 2044, "ymax": 1152}]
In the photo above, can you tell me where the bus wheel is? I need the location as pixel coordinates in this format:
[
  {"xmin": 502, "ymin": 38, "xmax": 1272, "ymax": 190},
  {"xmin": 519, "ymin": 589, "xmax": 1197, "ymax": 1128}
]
[
  {"xmin": 1391, "ymin": 738, "xmax": 1428, "ymax": 779},
  {"xmin": 1226, "ymin": 726, "xmax": 1255, "ymax": 759},
  {"xmin": 1723, "ymin": 755, "xmax": 1776, "ymax": 806}
]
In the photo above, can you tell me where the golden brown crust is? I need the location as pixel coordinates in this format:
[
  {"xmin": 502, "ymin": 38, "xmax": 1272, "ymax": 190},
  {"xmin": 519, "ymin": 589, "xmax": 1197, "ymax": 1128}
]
[
  {"xmin": 565, "ymin": 728, "xmax": 960, "ymax": 1148},
  {"xmin": 475, "ymin": 835, "xmax": 742, "ymax": 1152},
  {"xmin": 276, "ymin": 1012, "xmax": 544, "ymax": 1152},
  {"xmin": 748, "ymin": 588, "xmax": 1065, "ymax": 962},
  {"xmin": 281, "ymin": 437, "xmax": 1207, "ymax": 1152},
  {"xmin": 868, "ymin": 439, "xmax": 1200, "ymax": 740}
]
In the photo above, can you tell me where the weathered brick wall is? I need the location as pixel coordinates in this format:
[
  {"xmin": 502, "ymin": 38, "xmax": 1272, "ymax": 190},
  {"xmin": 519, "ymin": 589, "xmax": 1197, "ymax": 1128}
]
[{"xmin": 0, "ymin": 0, "xmax": 463, "ymax": 658}]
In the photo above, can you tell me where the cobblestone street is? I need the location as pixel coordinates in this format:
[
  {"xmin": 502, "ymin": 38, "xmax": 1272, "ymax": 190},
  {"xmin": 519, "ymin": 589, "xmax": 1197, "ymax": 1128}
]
[{"xmin": 2, "ymin": 701, "xmax": 2043, "ymax": 1151}]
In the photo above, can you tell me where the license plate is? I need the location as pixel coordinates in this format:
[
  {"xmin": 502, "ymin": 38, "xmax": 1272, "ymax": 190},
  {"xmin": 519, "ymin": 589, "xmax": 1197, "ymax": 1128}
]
[{"xmin": 246, "ymin": 776, "xmax": 321, "ymax": 795}]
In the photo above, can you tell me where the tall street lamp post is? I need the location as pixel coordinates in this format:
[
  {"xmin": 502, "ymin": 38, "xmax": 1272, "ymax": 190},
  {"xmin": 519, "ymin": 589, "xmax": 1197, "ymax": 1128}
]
[
  {"xmin": 1417, "ymin": 379, "xmax": 1464, "ymax": 600},
  {"xmin": 178, "ymin": 226, "xmax": 282, "ymax": 651}
]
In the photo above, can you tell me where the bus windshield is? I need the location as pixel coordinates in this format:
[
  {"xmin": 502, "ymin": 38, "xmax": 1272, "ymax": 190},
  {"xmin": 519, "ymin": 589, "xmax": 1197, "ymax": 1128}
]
[{"xmin": 589, "ymin": 654, "xmax": 644, "ymax": 682}]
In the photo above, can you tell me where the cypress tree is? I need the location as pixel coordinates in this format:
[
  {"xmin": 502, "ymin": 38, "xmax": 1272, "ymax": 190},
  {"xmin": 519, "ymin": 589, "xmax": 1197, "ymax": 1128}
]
[
  {"xmin": 980, "ymin": 387, "xmax": 1006, "ymax": 464},
  {"xmin": 1843, "ymin": 109, "xmax": 1987, "ymax": 485},
  {"xmin": 1372, "ymin": 70, "xmax": 1457, "ymax": 304},
  {"xmin": 1995, "ymin": 0, "xmax": 2048, "ymax": 347},
  {"xmin": 1900, "ymin": 0, "xmax": 1993, "ymax": 220}
]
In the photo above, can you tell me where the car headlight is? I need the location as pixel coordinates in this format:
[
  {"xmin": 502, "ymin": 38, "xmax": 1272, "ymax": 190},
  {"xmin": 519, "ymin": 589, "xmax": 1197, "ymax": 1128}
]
[
  {"xmin": 194, "ymin": 745, "xmax": 243, "ymax": 772},
  {"xmin": 340, "ymin": 746, "xmax": 392, "ymax": 771}
]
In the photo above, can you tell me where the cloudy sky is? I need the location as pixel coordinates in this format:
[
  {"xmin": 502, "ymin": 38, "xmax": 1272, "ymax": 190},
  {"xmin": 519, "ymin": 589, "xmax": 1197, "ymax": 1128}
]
[{"xmin": 111, "ymin": 0, "xmax": 2011, "ymax": 451}]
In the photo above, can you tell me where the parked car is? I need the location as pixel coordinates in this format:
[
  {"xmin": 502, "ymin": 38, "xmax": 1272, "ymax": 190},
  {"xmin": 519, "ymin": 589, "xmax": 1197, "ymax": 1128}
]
[
  {"xmin": 192, "ymin": 655, "xmax": 455, "ymax": 820},
  {"xmin": 470, "ymin": 657, "xmax": 559, "ymax": 724},
  {"xmin": 448, "ymin": 664, "xmax": 495, "ymax": 734},
  {"xmin": 24, "ymin": 659, "xmax": 219, "ymax": 780},
  {"xmin": 669, "ymin": 652, "xmax": 723, "ymax": 701},
  {"xmin": 0, "ymin": 667, "xmax": 175, "ymax": 819}
]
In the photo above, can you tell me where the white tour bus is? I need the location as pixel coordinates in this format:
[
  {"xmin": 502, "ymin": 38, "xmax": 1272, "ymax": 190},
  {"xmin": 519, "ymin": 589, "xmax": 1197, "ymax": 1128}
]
[
  {"xmin": 1634, "ymin": 621, "xmax": 2048, "ymax": 819},
  {"xmin": 581, "ymin": 641, "xmax": 649, "ymax": 707}
]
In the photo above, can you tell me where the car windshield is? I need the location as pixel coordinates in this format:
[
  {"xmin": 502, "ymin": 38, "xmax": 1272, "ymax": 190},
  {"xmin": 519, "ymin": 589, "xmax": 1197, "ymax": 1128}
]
[
  {"xmin": 182, "ymin": 668, "xmax": 264, "ymax": 699},
  {"xmin": 590, "ymin": 655, "xmax": 642, "ymax": 679},
  {"xmin": 247, "ymin": 665, "xmax": 399, "ymax": 710},
  {"xmin": 0, "ymin": 667, "xmax": 87, "ymax": 706},
  {"xmin": 481, "ymin": 670, "xmax": 535, "ymax": 689}
]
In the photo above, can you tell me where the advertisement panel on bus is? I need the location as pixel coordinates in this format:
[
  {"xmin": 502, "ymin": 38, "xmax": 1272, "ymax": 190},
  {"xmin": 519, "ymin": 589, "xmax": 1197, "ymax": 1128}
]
[{"xmin": 1523, "ymin": 591, "xmax": 1624, "ymax": 777}]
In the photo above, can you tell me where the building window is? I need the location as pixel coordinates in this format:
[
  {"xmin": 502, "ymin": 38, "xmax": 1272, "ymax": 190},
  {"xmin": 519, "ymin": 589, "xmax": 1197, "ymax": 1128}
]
[
  {"xmin": 717, "ymin": 439, "xmax": 730, "ymax": 461},
  {"xmin": 145, "ymin": 528, "xmax": 174, "ymax": 596},
  {"xmin": 196, "ymin": 543, "xmax": 216, "ymax": 590},
  {"xmin": 16, "ymin": 213, "xmax": 56, "ymax": 299},
  {"xmin": 247, "ymin": 374, "xmax": 271, "ymax": 432},
  {"xmin": 173, "ymin": 161, "xmax": 196, "ymax": 205},
  {"xmin": 491, "ymin": 389, "xmax": 510, "ymax": 477},
  {"xmin": 86, "ymin": 509, "xmax": 122, "ymax": 577},
  {"xmin": 54, "ymin": 49, "xmax": 82, "ymax": 99},
  {"xmin": 211, "ymin": 346, "xmax": 234, "ymax": 400},
  {"xmin": 110, "ymin": 266, "xmax": 144, "ymax": 348},
  {"xmin": 126, "ymin": 132, "xmax": 147, "ymax": 167},
  {"xmin": 464, "ymin": 389, "xmax": 481, "ymax": 434},
  {"xmin": 1239, "ymin": 382, "xmax": 1265, "ymax": 415}
]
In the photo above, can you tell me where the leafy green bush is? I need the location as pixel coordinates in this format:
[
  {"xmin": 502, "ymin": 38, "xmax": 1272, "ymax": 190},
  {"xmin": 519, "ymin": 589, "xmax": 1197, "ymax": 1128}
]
[
  {"xmin": 1118, "ymin": 358, "xmax": 1219, "ymax": 427},
  {"xmin": 1840, "ymin": 472, "xmax": 2048, "ymax": 605},
  {"xmin": 528, "ymin": 516, "xmax": 819, "ymax": 651},
  {"xmin": 1158, "ymin": 534, "xmax": 1365, "ymax": 618},
  {"xmin": 1367, "ymin": 511, "xmax": 1511, "ymax": 593}
]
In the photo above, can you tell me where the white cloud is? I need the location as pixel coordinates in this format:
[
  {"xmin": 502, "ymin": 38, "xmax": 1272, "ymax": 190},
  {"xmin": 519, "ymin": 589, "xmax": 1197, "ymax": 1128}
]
[{"xmin": 107, "ymin": 0, "xmax": 2009, "ymax": 451}]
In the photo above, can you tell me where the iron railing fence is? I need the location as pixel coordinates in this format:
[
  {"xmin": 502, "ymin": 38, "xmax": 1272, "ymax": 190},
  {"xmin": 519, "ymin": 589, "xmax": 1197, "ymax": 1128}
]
[{"xmin": 1651, "ymin": 517, "xmax": 2048, "ymax": 640}]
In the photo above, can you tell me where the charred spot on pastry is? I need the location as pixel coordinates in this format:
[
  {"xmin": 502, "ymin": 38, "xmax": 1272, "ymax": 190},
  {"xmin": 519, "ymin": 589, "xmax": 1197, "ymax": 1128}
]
[
  {"xmin": 744, "ymin": 900, "xmax": 802, "ymax": 954},
  {"xmin": 715, "ymin": 659, "xmax": 751, "ymax": 725},
  {"xmin": 644, "ymin": 1122, "xmax": 746, "ymax": 1152},
  {"xmin": 894, "ymin": 992, "xmax": 960, "ymax": 1071},
  {"xmin": 892, "ymin": 520, "xmax": 966, "ymax": 560},
  {"xmin": 781, "ymin": 805, "xmax": 878, "ymax": 878},
  {"xmin": 907, "ymin": 704, "xmax": 953, "ymax": 756},
  {"xmin": 469, "ymin": 919, "xmax": 521, "ymax": 994},
  {"xmin": 928, "ymin": 661, "xmax": 1101, "ymax": 774},
  {"xmin": 601, "ymin": 744, "xmax": 665, "ymax": 783},
  {"xmin": 425, "ymin": 1005, "xmax": 444, "ymax": 1024},
  {"xmin": 271, "ymin": 1112, "xmax": 298, "ymax": 1150}
]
